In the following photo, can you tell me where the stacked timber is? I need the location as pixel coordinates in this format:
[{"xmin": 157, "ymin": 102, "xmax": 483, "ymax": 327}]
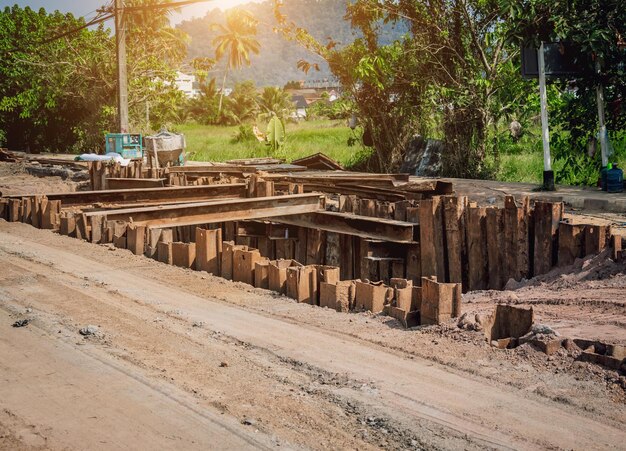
[{"xmin": 3, "ymin": 176, "xmax": 623, "ymax": 330}]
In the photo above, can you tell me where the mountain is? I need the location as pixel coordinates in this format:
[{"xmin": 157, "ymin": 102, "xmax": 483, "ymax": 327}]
[{"xmin": 177, "ymin": 0, "xmax": 408, "ymax": 87}]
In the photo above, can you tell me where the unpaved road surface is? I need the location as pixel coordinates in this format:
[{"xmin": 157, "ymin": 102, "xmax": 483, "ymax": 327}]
[{"xmin": 0, "ymin": 221, "xmax": 625, "ymax": 450}]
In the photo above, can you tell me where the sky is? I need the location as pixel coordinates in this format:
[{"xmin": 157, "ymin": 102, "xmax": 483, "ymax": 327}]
[{"xmin": 0, "ymin": 0, "xmax": 262, "ymax": 24}]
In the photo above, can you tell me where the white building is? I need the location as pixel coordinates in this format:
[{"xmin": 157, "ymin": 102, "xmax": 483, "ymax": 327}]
[{"xmin": 175, "ymin": 72, "xmax": 201, "ymax": 98}]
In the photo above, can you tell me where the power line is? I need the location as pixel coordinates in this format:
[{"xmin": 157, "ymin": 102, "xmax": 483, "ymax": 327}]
[
  {"xmin": 2, "ymin": 10, "xmax": 114, "ymax": 56},
  {"xmin": 105, "ymin": 0, "xmax": 214, "ymax": 13},
  {"xmin": 3, "ymin": 0, "xmax": 215, "ymax": 56}
]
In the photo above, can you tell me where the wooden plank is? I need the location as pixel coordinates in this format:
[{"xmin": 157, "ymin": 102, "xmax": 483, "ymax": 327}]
[
  {"xmin": 466, "ymin": 206, "xmax": 487, "ymax": 291},
  {"xmin": 172, "ymin": 242, "xmax": 196, "ymax": 268},
  {"xmin": 271, "ymin": 211, "xmax": 415, "ymax": 243},
  {"xmin": 21, "ymin": 198, "xmax": 32, "ymax": 224},
  {"xmin": 518, "ymin": 197, "xmax": 532, "ymax": 279},
  {"xmin": 533, "ymin": 201, "xmax": 563, "ymax": 276},
  {"xmin": 4, "ymin": 184, "xmax": 247, "ymax": 207},
  {"xmin": 107, "ymin": 178, "xmax": 166, "ymax": 190},
  {"xmin": 558, "ymin": 222, "xmax": 585, "ymax": 266},
  {"xmin": 503, "ymin": 196, "xmax": 521, "ymax": 281},
  {"xmin": 584, "ymin": 224, "xmax": 608, "ymax": 256},
  {"xmin": 195, "ymin": 227, "xmax": 222, "ymax": 274},
  {"xmin": 419, "ymin": 197, "xmax": 445, "ymax": 279},
  {"xmin": 359, "ymin": 199, "xmax": 376, "ymax": 217},
  {"xmin": 59, "ymin": 213, "xmax": 76, "ymax": 237},
  {"xmin": 486, "ymin": 208, "xmax": 505, "ymax": 290},
  {"xmin": 90, "ymin": 215, "xmax": 104, "ymax": 244},
  {"xmin": 405, "ymin": 243, "xmax": 421, "ymax": 285},
  {"xmin": 358, "ymin": 238, "xmax": 371, "ymax": 281},
  {"xmin": 339, "ymin": 234, "xmax": 354, "ymax": 281},
  {"xmin": 325, "ymin": 232, "xmax": 341, "ymax": 267},
  {"xmin": 127, "ymin": 225, "xmax": 146, "ymax": 256},
  {"xmin": 442, "ymin": 195, "xmax": 466, "ymax": 285},
  {"xmin": 157, "ymin": 241, "xmax": 173, "ymax": 264},
  {"xmin": 90, "ymin": 194, "xmax": 324, "ymax": 228},
  {"xmin": 254, "ymin": 260, "xmax": 271, "ymax": 289},
  {"xmin": 8, "ymin": 199, "xmax": 21, "ymax": 222},
  {"xmin": 306, "ymin": 229, "xmax": 325, "ymax": 265},
  {"xmin": 233, "ymin": 248, "xmax": 262, "ymax": 285},
  {"xmin": 295, "ymin": 226, "xmax": 307, "ymax": 263}
]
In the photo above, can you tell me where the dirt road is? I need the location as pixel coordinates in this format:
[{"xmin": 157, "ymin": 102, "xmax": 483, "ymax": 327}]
[{"xmin": 0, "ymin": 221, "xmax": 625, "ymax": 450}]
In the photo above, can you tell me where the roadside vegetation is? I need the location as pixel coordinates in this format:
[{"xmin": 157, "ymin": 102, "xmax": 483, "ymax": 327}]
[{"xmin": 0, "ymin": 0, "xmax": 624, "ymax": 186}]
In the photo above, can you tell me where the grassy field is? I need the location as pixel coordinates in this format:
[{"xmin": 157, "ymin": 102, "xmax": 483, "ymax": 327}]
[
  {"xmin": 178, "ymin": 120, "xmax": 362, "ymax": 167},
  {"xmin": 179, "ymin": 120, "xmax": 625, "ymax": 186}
]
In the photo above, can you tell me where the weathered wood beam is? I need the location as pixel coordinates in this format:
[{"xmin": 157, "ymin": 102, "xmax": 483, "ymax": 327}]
[
  {"xmin": 1, "ymin": 184, "xmax": 247, "ymax": 206},
  {"xmin": 270, "ymin": 211, "xmax": 417, "ymax": 243},
  {"xmin": 87, "ymin": 194, "xmax": 325, "ymax": 228}
]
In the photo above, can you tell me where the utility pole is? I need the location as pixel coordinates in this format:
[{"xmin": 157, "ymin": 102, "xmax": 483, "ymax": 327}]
[
  {"xmin": 595, "ymin": 59, "xmax": 609, "ymax": 168},
  {"xmin": 538, "ymin": 42, "xmax": 555, "ymax": 190},
  {"xmin": 115, "ymin": 0, "xmax": 129, "ymax": 133}
]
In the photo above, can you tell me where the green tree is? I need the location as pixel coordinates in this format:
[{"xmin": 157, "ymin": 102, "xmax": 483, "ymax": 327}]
[
  {"xmin": 123, "ymin": 0, "xmax": 190, "ymax": 131},
  {"xmin": 257, "ymin": 86, "xmax": 294, "ymax": 119},
  {"xmin": 273, "ymin": 0, "xmax": 515, "ymax": 176},
  {"xmin": 211, "ymin": 10, "xmax": 261, "ymax": 116},
  {"xmin": 222, "ymin": 80, "xmax": 259, "ymax": 125},
  {"xmin": 503, "ymin": 0, "xmax": 626, "ymax": 185},
  {"xmin": 0, "ymin": 6, "xmax": 115, "ymax": 152}
]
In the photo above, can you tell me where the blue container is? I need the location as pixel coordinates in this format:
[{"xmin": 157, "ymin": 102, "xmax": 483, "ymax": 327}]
[
  {"xmin": 607, "ymin": 166, "xmax": 623, "ymax": 193},
  {"xmin": 105, "ymin": 133, "xmax": 143, "ymax": 159}
]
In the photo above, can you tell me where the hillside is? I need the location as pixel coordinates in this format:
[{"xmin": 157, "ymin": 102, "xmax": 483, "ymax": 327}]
[{"xmin": 177, "ymin": 0, "xmax": 407, "ymax": 87}]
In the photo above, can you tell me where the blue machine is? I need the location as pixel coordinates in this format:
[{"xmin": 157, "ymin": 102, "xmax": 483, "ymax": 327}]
[{"xmin": 105, "ymin": 133, "xmax": 143, "ymax": 159}]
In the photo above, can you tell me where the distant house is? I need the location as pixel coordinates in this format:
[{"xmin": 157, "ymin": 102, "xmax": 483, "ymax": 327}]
[
  {"xmin": 291, "ymin": 95, "xmax": 309, "ymax": 118},
  {"xmin": 175, "ymin": 72, "xmax": 201, "ymax": 98}
]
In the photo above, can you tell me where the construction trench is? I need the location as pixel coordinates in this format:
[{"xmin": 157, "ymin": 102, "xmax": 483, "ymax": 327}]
[{"xmin": 1, "ymin": 158, "xmax": 624, "ymax": 352}]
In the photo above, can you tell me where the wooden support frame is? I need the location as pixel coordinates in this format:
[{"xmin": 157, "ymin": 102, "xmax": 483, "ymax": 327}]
[
  {"xmin": 3, "ymin": 184, "xmax": 247, "ymax": 207},
  {"xmin": 90, "ymin": 194, "xmax": 324, "ymax": 228},
  {"xmin": 271, "ymin": 211, "xmax": 416, "ymax": 243}
]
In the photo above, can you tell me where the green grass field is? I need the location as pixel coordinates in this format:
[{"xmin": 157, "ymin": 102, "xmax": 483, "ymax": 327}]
[
  {"xmin": 179, "ymin": 120, "xmax": 625, "ymax": 186},
  {"xmin": 178, "ymin": 120, "xmax": 362, "ymax": 167}
]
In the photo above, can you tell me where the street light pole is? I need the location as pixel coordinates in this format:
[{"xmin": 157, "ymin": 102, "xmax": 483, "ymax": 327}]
[
  {"xmin": 115, "ymin": 0, "xmax": 129, "ymax": 133},
  {"xmin": 538, "ymin": 42, "xmax": 555, "ymax": 190}
]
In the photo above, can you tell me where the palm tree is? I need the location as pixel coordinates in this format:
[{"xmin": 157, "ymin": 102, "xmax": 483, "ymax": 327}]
[
  {"xmin": 211, "ymin": 10, "xmax": 260, "ymax": 116},
  {"xmin": 257, "ymin": 86, "xmax": 294, "ymax": 120}
]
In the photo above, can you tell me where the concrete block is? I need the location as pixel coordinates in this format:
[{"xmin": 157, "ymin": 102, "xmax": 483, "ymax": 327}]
[
  {"xmin": 172, "ymin": 242, "xmax": 196, "ymax": 268},
  {"xmin": 355, "ymin": 281, "xmax": 391, "ymax": 313},
  {"xmin": 233, "ymin": 248, "xmax": 262, "ymax": 286}
]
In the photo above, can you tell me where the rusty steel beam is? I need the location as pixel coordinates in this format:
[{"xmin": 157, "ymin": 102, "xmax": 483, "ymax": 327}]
[
  {"xmin": 271, "ymin": 211, "xmax": 417, "ymax": 243},
  {"xmin": 1, "ymin": 184, "xmax": 247, "ymax": 207},
  {"xmin": 87, "ymin": 194, "xmax": 325, "ymax": 228}
]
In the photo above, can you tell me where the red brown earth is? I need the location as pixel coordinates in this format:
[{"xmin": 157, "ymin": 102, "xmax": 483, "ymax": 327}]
[{"xmin": 0, "ymin": 161, "xmax": 625, "ymax": 450}]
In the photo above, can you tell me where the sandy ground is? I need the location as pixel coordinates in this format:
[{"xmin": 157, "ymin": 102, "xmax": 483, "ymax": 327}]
[{"xmin": 0, "ymin": 162, "xmax": 625, "ymax": 450}]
